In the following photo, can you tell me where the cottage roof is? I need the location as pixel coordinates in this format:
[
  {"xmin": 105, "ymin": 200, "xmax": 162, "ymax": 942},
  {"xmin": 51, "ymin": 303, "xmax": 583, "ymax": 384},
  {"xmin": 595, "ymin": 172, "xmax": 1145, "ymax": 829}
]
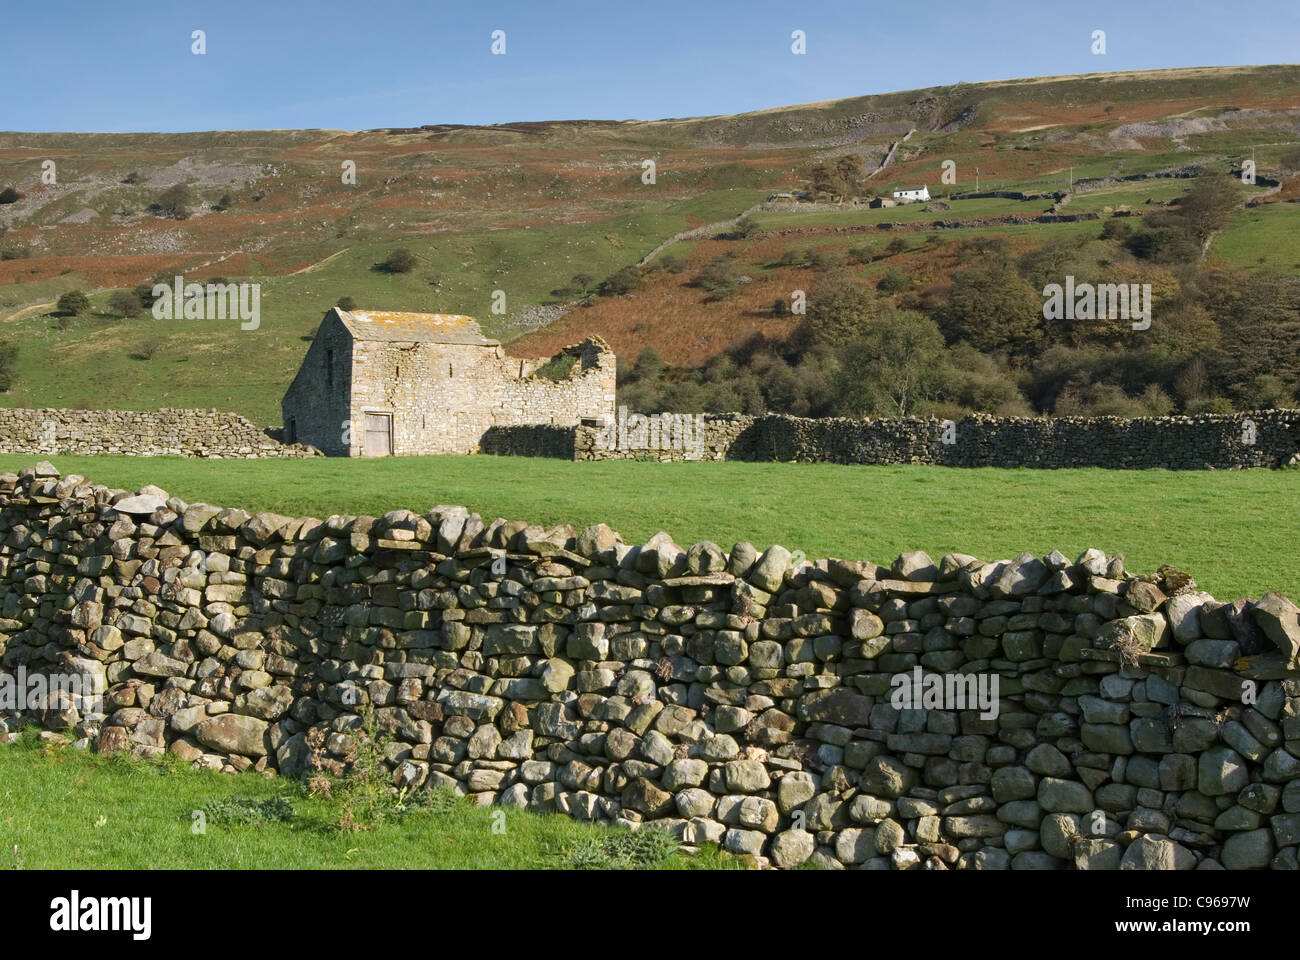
[{"xmin": 334, "ymin": 308, "xmax": 499, "ymax": 345}]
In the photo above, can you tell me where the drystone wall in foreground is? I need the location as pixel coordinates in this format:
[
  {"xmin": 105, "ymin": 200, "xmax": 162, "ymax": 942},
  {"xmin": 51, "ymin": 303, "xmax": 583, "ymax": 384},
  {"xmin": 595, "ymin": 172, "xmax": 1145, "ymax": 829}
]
[{"xmin": 3, "ymin": 462, "xmax": 1300, "ymax": 870}]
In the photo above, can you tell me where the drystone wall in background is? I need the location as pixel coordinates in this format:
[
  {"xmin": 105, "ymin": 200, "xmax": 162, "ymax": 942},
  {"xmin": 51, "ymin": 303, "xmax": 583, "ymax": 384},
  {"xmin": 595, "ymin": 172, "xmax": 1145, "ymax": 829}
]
[
  {"xmin": 572, "ymin": 410, "xmax": 1300, "ymax": 469},
  {"xmin": 3, "ymin": 462, "xmax": 1300, "ymax": 870},
  {"xmin": 0, "ymin": 408, "xmax": 319, "ymax": 458}
]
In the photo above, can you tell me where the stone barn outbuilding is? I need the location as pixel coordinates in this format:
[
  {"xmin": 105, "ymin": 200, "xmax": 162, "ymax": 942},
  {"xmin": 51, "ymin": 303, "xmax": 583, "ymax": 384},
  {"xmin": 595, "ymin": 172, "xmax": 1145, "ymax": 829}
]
[{"xmin": 281, "ymin": 307, "xmax": 615, "ymax": 456}]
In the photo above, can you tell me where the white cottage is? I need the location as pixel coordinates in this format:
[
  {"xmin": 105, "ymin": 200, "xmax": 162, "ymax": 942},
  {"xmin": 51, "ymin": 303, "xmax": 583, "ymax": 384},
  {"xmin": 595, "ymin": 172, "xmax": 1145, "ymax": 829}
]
[{"xmin": 892, "ymin": 186, "xmax": 931, "ymax": 202}]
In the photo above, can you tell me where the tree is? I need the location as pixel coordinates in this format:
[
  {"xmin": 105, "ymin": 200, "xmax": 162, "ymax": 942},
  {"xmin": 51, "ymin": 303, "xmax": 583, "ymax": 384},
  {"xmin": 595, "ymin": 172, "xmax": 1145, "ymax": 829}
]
[
  {"xmin": 1176, "ymin": 171, "xmax": 1241, "ymax": 255},
  {"xmin": 933, "ymin": 262, "xmax": 1042, "ymax": 357},
  {"xmin": 630, "ymin": 346, "xmax": 664, "ymax": 382},
  {"xmin": 834, "ymin": 155, "xmax": 864, "ymax": 199},
  {"xmin": 133, "ymin": 283, "xmax": 161, "ymax": 310},
  {"xmin": 831, "ymin": 309, "xmax": 947, "ymax": 416},
  {"xmin": 217, "ymin": 193, "xmax": 234, "ymax": 210},
  {"xmin": 1202, "ymin": 268, "xmax": 1300, "ymax": 404},
  {"xmin": 107, "ymin": 290, "xmax": 142, "ymax": 317},
  {"xmin": 877, "ymin": 268, "xmax": 909, "ymax": 294},
  {"xmin": 802, "ymin": 279, "xmax": 879, "ymax": 347},
  {"xmin": 600, "ymin": 265, "xmax": 643, "ymax": 296},
  {"xmin": 376, "ymin": 248, "xmax": 416, "ymax": 273},
  {"xmin": 0, "ymin": 187, "xmax": 20, "ymax": 205},
  {"xmin": 56, "ymin": 290, "xmax": 90, "ymax": 316},
  {"xmin": 336, "ymin": 295, "xmax": 357, "ymax": 311},
  {"xmin": 154, "ymin": 183, "xmax": 194, "ymax": 219},
  {"xmin": 808, "ymin": 163, "xmax": 835, "ymax": 199}
]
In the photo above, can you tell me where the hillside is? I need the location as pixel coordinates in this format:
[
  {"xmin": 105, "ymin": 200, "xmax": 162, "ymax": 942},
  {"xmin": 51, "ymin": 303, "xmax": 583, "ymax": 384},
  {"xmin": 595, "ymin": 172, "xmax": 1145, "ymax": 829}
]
[{"xmin": 1, "ymin": 64, "xmax": 1299, "ymax": 424}]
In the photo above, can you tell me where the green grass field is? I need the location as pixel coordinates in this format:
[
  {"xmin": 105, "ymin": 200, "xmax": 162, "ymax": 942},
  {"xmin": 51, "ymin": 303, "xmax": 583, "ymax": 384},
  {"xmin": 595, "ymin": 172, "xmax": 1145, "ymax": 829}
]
[
  {"xmin": 3, "ymin": 454, "xmax": 1295, "ymax": 601},
  {"xmin": 1214, "ymin": 202, "xmax": 1300, "ymax": 271},
  {"xmin": 0, "ymin": 732, "xmax": 736, "ymax": 870}
]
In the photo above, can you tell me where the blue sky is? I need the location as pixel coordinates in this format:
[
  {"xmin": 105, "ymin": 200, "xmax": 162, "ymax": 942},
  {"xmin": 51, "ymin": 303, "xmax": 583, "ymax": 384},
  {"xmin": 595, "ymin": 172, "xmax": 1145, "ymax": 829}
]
[{"xmin": 4, "ymin": 0, "xmax": 1298, "ymax": 132}]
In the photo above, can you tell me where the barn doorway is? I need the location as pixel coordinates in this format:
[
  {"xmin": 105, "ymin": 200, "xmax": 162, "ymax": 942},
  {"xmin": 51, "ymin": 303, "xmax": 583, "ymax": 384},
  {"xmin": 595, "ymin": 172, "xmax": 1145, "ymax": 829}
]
[{"xmin": 362, "ymin": 411, "xmax": 393, "ymax": 457}]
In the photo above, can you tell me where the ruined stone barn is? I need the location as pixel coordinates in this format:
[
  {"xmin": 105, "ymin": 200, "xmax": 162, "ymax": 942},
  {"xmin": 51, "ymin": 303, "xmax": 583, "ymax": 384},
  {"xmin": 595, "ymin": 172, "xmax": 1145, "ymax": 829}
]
[{"xmin": 281, "ymin": 307, "xmax": 616, "ymax": 456}]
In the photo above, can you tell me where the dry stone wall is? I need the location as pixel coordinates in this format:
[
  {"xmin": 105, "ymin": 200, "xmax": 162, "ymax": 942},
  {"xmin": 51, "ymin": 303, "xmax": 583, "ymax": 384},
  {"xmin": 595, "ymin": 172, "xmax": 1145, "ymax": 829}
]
[
  {"xmin": 4, "ymin": 462, "xmax": 1300, "ymax": 870},
  {"xmin": 0, "ymin": 408, "xmax": 319, "ymax": 458},
  {"xmin": 574, "ymin": 410, "xmax": 1300, "ymax": 469}
]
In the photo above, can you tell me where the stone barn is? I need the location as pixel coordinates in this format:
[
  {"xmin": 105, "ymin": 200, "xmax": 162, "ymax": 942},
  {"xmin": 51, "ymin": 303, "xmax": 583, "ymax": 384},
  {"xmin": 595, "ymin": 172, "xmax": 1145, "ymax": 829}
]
[{"xmin": 281, "ymin": 307, "xmax": 616, "ymax": 456}]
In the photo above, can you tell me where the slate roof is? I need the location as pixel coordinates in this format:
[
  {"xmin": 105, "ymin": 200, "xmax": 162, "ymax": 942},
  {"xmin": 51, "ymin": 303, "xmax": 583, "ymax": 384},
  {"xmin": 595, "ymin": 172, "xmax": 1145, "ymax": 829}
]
[{"xmin": 334, "ymin": 308, "xmax": 499, "ymax": 345}]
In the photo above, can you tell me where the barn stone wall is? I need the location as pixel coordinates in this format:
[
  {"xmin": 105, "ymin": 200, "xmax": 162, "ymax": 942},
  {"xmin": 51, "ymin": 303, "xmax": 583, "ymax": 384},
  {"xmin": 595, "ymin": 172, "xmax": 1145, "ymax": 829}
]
[
  {"xmin": 346, "ymin": 336, "xmax": 615, "ymax": 456},
  {"xmin": 4, "ymin": 462, "xmax": 1300, "ymax": 870}
]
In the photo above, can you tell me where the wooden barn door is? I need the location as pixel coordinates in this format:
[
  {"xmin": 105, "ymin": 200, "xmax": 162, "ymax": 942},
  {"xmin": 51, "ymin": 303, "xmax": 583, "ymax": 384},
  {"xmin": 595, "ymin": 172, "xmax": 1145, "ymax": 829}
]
[{"xmin": 362, "ymin": 412, "xmax": 393, "ymax": 457}]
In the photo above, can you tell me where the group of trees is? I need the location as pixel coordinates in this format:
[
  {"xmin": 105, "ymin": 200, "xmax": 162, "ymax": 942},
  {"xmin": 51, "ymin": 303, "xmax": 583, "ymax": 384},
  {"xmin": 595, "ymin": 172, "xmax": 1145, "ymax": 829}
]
[
  {"xmin": 615, "ymin": 172, "xmax": 1299, "ymax": 419},
  {"xmin": 55, "ymin": 285, "xmax": 153, "ymax": 322},
  {"xmin": 145, "ymin": 184, "xmax": 232, "ymax": 219},
  {"xmin": 808, "ymin": 155, "xmax": 868, "ymax": 202}
]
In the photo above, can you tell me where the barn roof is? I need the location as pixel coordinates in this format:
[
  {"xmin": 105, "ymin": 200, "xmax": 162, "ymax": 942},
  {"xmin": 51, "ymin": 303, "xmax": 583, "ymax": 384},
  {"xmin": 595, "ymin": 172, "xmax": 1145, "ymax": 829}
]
[{"xmin": 334, "ymin": 308, "xmax": 499, "ymax": 345}]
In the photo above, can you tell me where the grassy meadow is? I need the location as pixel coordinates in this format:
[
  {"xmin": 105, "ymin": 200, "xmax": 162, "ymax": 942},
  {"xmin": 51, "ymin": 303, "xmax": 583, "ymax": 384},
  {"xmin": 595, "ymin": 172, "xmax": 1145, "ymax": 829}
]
[
  {"xmin": 1, "ymin": 454, "xmax": 1295, "ymax": 602},
  {"xmin": 0, "ymin": 732, "xmax": 736, "ymax": 870}
]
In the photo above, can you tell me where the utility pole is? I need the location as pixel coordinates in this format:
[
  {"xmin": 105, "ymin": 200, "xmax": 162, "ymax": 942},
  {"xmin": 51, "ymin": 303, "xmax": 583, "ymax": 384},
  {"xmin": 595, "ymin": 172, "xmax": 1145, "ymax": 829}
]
[{"xmin": 975, "ymin": 167, "xmax": 980, "ymax": 192}]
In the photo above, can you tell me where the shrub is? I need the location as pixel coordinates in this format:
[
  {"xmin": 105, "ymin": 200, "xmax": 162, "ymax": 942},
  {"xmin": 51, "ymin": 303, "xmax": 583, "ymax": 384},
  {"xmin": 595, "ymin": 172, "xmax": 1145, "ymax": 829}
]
[
  {"xmin": 0, "ymin": 186, "xmax": 20, "ymax": 205},
  {"xmin": 1100, "ymin": 217, "xmax": 1133, "ymax": 241},
  {"xmin": 687, "ymin": 254, "xmax": 739, "ymax": 297},
  {"xmin": 133, "ymin": 283, "xmax": 161, "ymax": 310},
  {"xmin": 649, "ymin": 254, "xmax": 686, "ymax": 274},
  {"xmin": 531, "ymin": 353, "xmax": 577, "ymax": 381},
  {"xmin": 0, "ymin": 341, "xmax": 17, "ymax": 392},
  {"xmin": 336, "ymin": 295, "xmax": 357, "ymax": 311},
  {"xmin": 153, "ymin": 183, "xmax": 194, "ymax": 219},
  {"xmin": 56, "ymin": 291, "xmax": 90, "ymax": 316},
  {"xmin": 805, "ymin": 249, "xmax": 842, "ymax": 271},
  {"xmin": 107, "ymin": 290, "xmax": 142, "ymax": 318},
  {"xmin": 600, "ymin": 265, "xmax": 643, "ymax": 296},
  {"xmin": 132, "ymin": 337, "xmax": 164, "ymax": 361},
  {"xmin": 877, "ymin": 268, "xmax": 909, "ymax": 294},
  {"xmin": 375, "ymin": 248, "xmax": 416, "ymax": 273}
]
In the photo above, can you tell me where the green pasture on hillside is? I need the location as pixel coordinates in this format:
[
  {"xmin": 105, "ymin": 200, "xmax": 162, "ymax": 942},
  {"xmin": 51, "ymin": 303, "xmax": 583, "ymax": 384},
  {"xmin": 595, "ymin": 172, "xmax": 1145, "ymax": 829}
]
[{"xmin": 1, "ymin": 454, "xmax": 1295, "ymax": 602}]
